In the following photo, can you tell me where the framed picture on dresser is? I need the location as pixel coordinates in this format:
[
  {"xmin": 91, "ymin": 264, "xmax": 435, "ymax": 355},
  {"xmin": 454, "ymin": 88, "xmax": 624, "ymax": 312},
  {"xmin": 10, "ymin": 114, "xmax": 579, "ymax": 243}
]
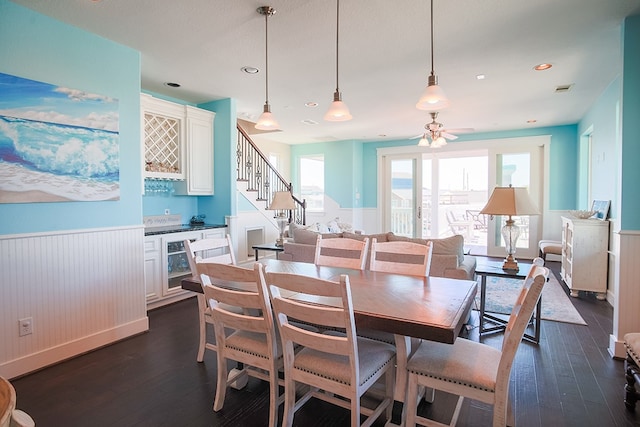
[{"xmin": 591, "ymin": 200, "xmax": 610, "ymax": 220}]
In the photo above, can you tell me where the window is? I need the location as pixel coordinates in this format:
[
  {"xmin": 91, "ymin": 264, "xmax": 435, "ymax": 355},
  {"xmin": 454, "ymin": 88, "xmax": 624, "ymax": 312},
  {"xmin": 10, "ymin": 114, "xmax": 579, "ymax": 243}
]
[{"xmin": 299, "ymin": 155, "xmax": 324, "ymax": 211}]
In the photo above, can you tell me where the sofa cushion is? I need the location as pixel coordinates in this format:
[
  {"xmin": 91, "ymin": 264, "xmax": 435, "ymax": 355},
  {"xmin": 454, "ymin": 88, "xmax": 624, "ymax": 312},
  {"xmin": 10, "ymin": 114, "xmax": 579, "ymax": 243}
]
[
  {"xmin": 289, "ymin": 222, "xmax": 342, "ymax": 245},
  {"xmin": 387, "ymin": 234, "xmax": 464, "ymax": 264}
]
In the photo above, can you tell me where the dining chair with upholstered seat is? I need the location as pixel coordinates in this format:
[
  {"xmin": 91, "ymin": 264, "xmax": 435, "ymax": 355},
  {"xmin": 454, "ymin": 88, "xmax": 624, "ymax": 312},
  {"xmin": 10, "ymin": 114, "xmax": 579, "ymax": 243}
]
[
  {"xmin": 369, "ymin": 238, "xmax": 433, "ymax": 277},
  {"xmin": 197, "ymin": 262, "xmax": 282, "ymax": 427},
  {"xmin": 314, "ymin": 234, "xmax": 370, "ymax": 270},
  {"xmin": 404, "ymin": 263, "xmax": 549, "ymax": 427},
  {"xmin": 184, "ymin": 234, "xmax": 236, "ymax": 362},
  {"xmin": 263, "ymin": 268, "xmax": 396, "ymax": 427}
]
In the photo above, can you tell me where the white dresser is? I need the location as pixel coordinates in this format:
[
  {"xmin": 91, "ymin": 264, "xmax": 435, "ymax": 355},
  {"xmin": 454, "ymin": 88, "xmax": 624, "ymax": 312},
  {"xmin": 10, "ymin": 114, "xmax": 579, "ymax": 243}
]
[{"xmin": 560, "ymin": 216, "xmax": 609, "ymax": 300}]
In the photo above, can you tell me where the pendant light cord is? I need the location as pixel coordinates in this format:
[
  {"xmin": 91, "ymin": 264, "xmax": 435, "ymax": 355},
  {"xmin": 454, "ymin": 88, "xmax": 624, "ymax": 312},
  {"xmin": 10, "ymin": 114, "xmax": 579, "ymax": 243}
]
[
  {"xmin": 430, "ymin": 0, "xmax": 435, "ymax": 77},
  {"xmin": 264, "ymin": 10, "xmax": 270, "ymax": 105},
  {"xmin": 334, "ymin": 0, "xmax": 340, "ymax": 92}
]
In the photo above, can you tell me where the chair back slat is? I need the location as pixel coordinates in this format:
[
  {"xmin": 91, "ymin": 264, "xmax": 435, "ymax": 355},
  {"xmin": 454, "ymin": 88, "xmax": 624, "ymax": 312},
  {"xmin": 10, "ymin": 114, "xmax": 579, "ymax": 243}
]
[
  {"xmin": 369, "ymin": 238, "xmax": 433, "ymax": 277},
  {"xmin": 314, "ymin": 235, "xmax": 370, "ymax": 270}
]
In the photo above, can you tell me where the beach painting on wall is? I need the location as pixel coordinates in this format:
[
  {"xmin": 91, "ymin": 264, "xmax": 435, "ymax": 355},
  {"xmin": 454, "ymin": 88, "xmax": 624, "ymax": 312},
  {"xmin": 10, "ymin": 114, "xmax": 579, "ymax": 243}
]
[{"xmin": 0, "ymin": 72, "xmax": 119, "ymax": 203}]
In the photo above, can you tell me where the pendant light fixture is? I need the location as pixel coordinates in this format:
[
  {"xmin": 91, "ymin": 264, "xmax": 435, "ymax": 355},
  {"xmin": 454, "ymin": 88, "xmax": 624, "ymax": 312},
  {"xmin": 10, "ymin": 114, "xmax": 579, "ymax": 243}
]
[
  {"xmin": 416, "ymin": 0, "xmax": 450, "ymax": 111},
  {"xmin": 255, "ymin": 6, "xmax": 280, "ymax": 130},
  {"xmin": 324, "ymin": 0, "xmax": 352, "ymax": 121}
]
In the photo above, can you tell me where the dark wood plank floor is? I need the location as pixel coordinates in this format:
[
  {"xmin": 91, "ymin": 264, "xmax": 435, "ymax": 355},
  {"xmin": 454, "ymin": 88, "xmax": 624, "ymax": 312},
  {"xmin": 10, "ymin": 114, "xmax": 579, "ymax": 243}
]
[{"xmin": 10, "ymin": 261, "xmax": 640, "ymax": 426}]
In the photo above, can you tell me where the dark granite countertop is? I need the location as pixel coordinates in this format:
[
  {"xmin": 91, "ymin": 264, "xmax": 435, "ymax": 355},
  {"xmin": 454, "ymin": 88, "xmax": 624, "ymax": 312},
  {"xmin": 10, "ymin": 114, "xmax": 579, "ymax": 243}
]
[{"xmin": 144, "ymin": 223, "xmax": 227, "ymax": 236}]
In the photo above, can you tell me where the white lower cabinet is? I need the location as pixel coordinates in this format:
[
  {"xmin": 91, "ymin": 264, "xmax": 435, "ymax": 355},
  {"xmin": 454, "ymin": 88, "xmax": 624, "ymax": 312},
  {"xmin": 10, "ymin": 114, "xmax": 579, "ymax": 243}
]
[
  {"xmin": 144, "ymin": 228, "xmax": 225, "ymax": 310},
  {"xmin": 560, "ymin": 216, "xmax": 609, "ymax": 300}
]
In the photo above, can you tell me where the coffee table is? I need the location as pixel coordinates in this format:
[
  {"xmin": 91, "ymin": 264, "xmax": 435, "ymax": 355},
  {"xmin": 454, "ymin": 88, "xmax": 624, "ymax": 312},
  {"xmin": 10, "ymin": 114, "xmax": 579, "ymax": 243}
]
[
  {"xmin": 475, "ymin": 258, "xmax": 541, "ymax": 344},
  {"xmin": 252, "ymin": 242, "xmax": 284, "ymax": 261}
]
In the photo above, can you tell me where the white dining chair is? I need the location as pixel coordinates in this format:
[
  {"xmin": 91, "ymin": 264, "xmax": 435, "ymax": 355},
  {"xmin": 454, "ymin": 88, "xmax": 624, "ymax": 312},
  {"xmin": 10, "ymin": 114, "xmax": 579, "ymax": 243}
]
[
  {"xmin": 404, "ymin": 264, "xmax": 549, "ymax": 427},
  {"xmin": 313, "ymin": 234, "xmax": 370, "ymax": 270},
  {"xmin": 263, "ymin": 268, "xmax": 396, "ymax": 427},
  {"xmin": 197, "ymin": 262, "xmax": 283, "ymax": 427},
  {"xmin": 184, "ymin": 235, "xmax": 236, "ymax": 362},
  {"xmin": 369, "ymin": 238, "xmax": 433, "ymax": 277}
]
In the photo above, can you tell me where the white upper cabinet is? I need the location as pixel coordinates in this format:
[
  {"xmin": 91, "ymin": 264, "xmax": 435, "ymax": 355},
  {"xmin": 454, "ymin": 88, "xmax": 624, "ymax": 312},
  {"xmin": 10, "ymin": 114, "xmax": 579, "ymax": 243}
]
[{"xmin": 141, "ymin": 94, "xmax": 215, "ymax": 195}]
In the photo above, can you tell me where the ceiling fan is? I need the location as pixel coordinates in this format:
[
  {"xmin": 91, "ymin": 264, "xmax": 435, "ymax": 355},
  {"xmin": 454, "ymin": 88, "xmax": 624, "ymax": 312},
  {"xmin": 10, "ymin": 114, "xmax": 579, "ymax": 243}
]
[{"xmin": 415, "ymin": 112, "xmax": 473, "ymax": 148}]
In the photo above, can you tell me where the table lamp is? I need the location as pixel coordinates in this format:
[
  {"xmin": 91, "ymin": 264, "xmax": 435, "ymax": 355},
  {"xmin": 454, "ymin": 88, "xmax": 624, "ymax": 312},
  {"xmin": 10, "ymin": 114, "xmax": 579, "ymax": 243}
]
[
  {"xmin": 268, "ymin": 191, "xmax": 296, "ymax": 246},
  {"xmin": 480, "ymin": 185, "xmax": 539, "ymax": 271}
]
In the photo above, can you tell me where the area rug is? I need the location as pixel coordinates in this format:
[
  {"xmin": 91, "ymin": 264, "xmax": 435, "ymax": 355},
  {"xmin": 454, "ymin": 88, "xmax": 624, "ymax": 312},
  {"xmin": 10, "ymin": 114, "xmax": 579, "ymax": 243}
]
[{"xmin": 478, "ymin": 272, "xmax": 587, "ymax": 325}]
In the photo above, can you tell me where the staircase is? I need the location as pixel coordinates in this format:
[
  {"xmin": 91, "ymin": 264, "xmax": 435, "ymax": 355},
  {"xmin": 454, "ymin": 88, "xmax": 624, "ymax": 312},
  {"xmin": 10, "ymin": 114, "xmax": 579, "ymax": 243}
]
[{"xmin": 236, "ymin": 125, "xmax": 306, "ymax": 225}]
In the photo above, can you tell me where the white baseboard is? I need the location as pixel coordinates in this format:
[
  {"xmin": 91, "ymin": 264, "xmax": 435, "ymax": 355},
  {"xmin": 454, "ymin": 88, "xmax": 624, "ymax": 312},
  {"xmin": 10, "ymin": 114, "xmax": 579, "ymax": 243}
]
[{"xmin": 1, "ymin": 317, "xmax": 149, "ymax": 380}]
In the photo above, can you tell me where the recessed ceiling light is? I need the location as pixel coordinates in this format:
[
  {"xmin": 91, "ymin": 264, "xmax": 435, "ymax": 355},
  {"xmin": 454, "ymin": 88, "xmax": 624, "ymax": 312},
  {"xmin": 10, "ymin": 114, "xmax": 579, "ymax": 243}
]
[
  {"xmin": 533, "ymin": 63, "xmax": 552, "ymax": 71},
  {"xmin": 241, "ymin": 66, "xmax": 259, "ymax": 74},
  {"xmin": 164, "ymin": 82, "xmax": 181, "ymax": 88},
  {"xmin": 305, "ymin": 102, "xmax": 318, "ymax": 108},
  {"xmin": 527, "ymin": 119, "xmax": 537, "ymax": 124},
  {"xmin": 301, "ymin": 119, "xmax": 318, "ymax": 125},
  {"xmin": 378, "ymin": 134, "xmax": 387, "ymax": 137},
  {"xmin": 476, "ymin": 74, "xmax": 486, "ymax": 80}
]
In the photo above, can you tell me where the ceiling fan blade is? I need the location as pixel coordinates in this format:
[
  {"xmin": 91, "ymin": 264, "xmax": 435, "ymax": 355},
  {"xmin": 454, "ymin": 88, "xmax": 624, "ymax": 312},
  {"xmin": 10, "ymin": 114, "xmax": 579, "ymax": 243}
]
[
  {"xmin": 441, "ymin": 131, "xmax": 458, "ymax": 140},
  {"xmin": 444, "ymin": 127, "xmax": 475, "ymax": 134}
]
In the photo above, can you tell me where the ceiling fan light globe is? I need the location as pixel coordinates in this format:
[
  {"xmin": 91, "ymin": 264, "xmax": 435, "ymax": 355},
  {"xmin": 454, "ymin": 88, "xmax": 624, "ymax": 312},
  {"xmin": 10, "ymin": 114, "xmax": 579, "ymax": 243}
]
[
  {"xmin": 416, "ymin": 84, "xmax": 450, "ymax": 111},
  {"xmin": 324, "ymin": 99, "xmax": 353, "ymax": 122},
  {"xmin": 431, "ymin": 136, "xmax": 447, "ymax": 147},
  {"xmin": 418, "ymin": 135, "xmax": 430, "ymax": 147}
]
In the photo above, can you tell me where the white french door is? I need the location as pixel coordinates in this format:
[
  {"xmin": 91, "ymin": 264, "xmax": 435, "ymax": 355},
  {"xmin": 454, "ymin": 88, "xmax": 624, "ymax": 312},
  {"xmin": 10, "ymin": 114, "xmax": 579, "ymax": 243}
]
[
  {"xmin": 379, "ymin": 138, "xmax": 545, "ymax": 259},
  {"xmin": 485, "ymin": 146, "xmax": 543, "ymax": 259}
]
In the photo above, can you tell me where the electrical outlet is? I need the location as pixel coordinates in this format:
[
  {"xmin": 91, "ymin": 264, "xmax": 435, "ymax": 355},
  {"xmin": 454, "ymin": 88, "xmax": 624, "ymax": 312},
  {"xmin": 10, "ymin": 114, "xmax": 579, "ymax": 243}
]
[
  {"xmin": 164, "ymin": 209, "xmax": 170, "ymax": 215},
  {"xmin": 19, "ymin": 317, "xmax": 33, "ymax": 337}
]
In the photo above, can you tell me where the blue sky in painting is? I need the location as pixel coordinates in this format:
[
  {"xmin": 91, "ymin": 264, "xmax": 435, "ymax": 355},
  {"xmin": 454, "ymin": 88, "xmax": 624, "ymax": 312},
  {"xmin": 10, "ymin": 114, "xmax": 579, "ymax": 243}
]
[{"xmin": 0, "ymin": 72, "xmax": 118, "ymax": 132}]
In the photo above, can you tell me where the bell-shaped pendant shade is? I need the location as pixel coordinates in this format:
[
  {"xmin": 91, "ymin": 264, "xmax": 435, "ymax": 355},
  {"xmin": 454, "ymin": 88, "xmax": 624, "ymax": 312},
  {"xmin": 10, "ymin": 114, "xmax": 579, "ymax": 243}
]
[
  {"xmin": 324, "ymin": 92, "xmax": 352, "ymax": 121},
  {"xmin": 417, "ymin": 134, "xmax": 430, "ymax": 147},
  {"xmin": 416, "ymin": 81, "xmax": 450, "ymax": 111},
  {"xmin": 255, "ymin": 103, "xmax": 280, "ymax": 130}
]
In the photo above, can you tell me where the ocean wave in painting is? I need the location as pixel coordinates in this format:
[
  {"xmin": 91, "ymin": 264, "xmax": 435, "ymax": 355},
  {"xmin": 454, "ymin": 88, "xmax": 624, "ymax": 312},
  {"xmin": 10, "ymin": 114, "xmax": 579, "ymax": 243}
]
[{"xmin": 0, "ymin": 115, "xmax": 120, "ymax": 202}]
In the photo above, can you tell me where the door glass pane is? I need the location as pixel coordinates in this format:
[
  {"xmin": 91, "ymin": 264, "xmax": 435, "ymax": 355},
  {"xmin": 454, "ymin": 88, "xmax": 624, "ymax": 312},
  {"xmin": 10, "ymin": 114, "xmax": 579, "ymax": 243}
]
[
  {"xmin": 421, "ymin": 158, "xmax": 432, "ymax": 238},
  {"xmin": 498, "ymin": 152, "xmax": 531, "ymax": 249},
  {"xmin": 390, "ymin": 159, "xmax": 414, "ymax": 237},
  {"xmin": 437, "ymin": 156, "xmax": 488, "ymax": 246}
]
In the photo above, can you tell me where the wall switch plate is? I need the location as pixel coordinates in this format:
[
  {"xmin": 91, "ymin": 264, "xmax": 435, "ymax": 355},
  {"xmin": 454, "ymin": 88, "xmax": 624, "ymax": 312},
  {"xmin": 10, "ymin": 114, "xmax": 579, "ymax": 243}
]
[{"xmin": 19, "ymin": 317, "xmax": 33, "ymax": 336}]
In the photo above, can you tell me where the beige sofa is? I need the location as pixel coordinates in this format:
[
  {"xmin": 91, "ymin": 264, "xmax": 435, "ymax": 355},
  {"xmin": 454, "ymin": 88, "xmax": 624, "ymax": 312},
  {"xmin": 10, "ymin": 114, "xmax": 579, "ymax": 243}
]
[{"xmin": 279, "ymin": 225, "xmax": 476, "ymax": 280}]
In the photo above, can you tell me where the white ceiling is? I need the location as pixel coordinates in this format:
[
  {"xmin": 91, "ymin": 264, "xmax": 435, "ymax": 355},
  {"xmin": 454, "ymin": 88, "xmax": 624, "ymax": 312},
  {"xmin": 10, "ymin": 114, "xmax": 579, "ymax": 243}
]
[{"xmin": 11, "ymin": 0, "xmax": 640, "ymax": 144}]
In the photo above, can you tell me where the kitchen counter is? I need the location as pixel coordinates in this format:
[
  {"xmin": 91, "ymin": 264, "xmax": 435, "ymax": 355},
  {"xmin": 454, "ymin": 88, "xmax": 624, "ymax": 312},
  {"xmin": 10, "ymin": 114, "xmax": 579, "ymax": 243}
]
[{"xmin": 144, "ymin": 223, "xmax": 227, "ymax": 236}]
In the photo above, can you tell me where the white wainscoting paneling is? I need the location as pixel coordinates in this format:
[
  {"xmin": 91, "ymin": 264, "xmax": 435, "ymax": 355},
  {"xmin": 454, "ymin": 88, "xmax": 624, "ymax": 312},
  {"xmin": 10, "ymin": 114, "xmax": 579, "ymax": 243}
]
[{"xmin": 0, "ymin": 226, "xmax": 148, "ymax": 379}]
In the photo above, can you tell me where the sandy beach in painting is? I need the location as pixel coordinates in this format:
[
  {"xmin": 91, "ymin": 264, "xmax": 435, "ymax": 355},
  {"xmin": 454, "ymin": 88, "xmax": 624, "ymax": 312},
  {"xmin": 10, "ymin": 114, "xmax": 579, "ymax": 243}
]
[{"xmin": 0, "ymin": 190, "xmax": 73, "ymax": 203}]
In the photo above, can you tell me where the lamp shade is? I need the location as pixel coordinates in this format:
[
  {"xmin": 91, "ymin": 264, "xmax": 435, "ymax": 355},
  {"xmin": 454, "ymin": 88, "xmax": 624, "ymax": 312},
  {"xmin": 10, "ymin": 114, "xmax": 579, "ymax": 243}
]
[
  {"xmin": 324, "ymin": 98, "xmax": 352, "ymax": 121},
  {"xmin": 416, "ymin": 82, "xmax": 450, "ymax": 111},
  {"xmin": 269, "ymin": 191, "xmax": 296, "ymax": 210},
  {"xmin": 255, "ymin": 104, "xmax": 280, "ymax": 131},
  {"xmin": 480, "ymin": 186, "xmax": 540, "ymax": 216}
]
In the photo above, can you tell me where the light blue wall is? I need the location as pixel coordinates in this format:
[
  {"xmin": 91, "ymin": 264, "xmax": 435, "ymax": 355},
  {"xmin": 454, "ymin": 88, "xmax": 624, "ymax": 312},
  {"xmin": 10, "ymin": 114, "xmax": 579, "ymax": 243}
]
[
  {"xmin": 0, "ymin": 0, "xmax": 141, "ymax": 235},
  {"xmin": 198, "ymin": 98, "xmax": 236, "ymax": 224},
  {"xmin": 620, "ymin": 14, "xmax": 640, "ymax": 230},
  {"xmin": 578, "ymin": 77, "xmax": 621, "ymax": 218},
  {"xmin": 290, "ymin": 139, "xmax": 363, "ymax": 208}
]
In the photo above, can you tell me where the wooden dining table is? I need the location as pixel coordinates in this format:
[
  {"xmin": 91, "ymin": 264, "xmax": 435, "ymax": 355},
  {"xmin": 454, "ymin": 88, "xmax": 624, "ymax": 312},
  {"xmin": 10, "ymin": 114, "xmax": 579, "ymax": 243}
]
[{"xmin": 182, "ymin": 259, "xmax": 477, "ymax": 425}]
